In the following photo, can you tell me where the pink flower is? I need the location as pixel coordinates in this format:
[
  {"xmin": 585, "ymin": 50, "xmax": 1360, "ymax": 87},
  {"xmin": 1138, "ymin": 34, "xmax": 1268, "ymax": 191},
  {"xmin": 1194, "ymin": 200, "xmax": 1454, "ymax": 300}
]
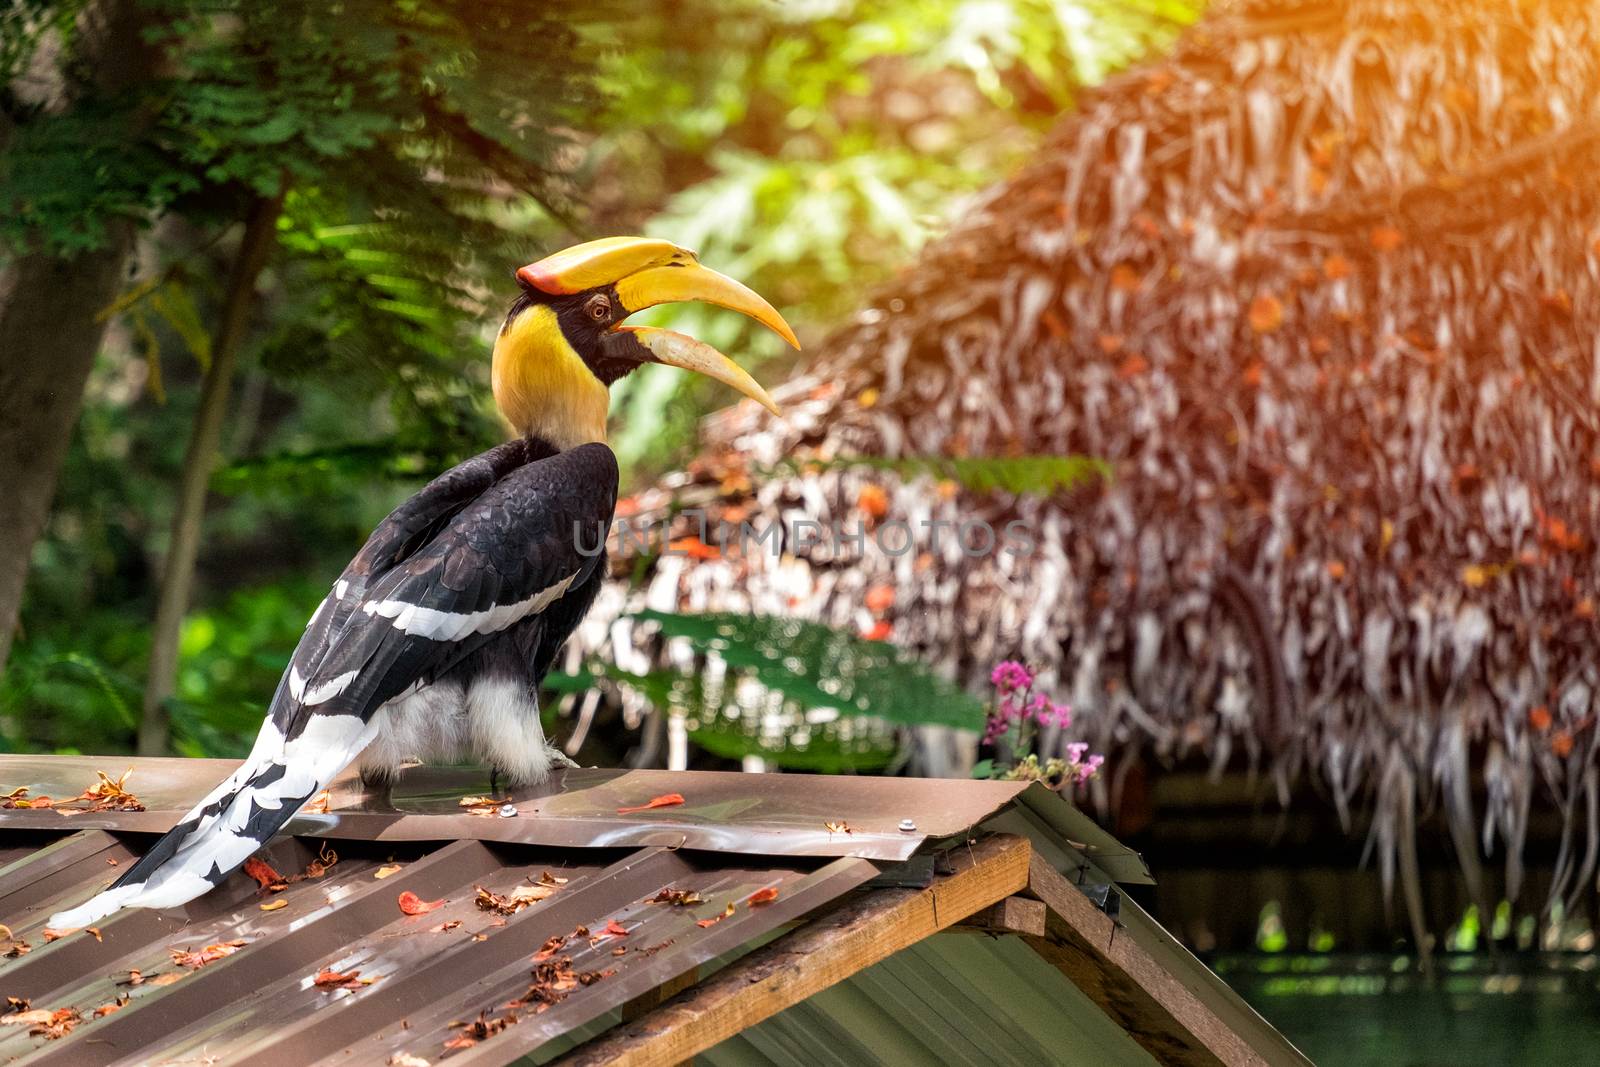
[
  {"xmin": 1065, "ymin": 742, "xmax": 1089, "ymax": 763},
  {"xmin": 989, "ymin": 660, "xmax": 1035, "ymax": 694},
  {"xmin": 1026, "ymin": 693, "xmax": 1050, "ymax": 721},
  {"xmin": 1076, "ymin": 754, "xmax": 1105, "ymax": 782}
]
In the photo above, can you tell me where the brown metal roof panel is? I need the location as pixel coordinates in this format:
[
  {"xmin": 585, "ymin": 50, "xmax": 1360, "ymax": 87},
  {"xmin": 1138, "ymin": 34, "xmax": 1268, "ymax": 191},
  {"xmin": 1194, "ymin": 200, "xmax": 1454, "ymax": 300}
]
[
  {"xmin": 318, "ymin": 854, "xmax": 877, "ymax": 1067},
  {"xmin": 5, "ymin": 838, "xmax": 503, "ymax": 1066},
  {"xmin": 123, "ymin": 842, "xmax": 625, "ymax": 1067},
  {"xmin": 0, "ymin": 831, "xmax": 876, "ymax": 1066},
  {"xmin": 0, "ymin": 757, "xmax": 1030, "ymax": 862}
]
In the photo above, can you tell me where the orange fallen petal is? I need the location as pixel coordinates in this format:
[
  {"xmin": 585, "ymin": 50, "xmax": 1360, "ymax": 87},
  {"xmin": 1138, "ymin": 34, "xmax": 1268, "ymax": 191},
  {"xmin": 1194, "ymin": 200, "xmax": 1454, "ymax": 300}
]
[
  {"xmin": 746, "ymin": 887, "xmax": 780, "ymax": 907},
  {"xmin": 313, "ymin": 968, "xmax": 375, "ymax": 990},
  {"xmin": 398, "ymin": 892, "xmax": 446, "ymax": 916},
  {"xmin": 696, "ymin": 901, "xmax": 737, "ymax": 928},
  {"xmin": 616, "ymin": 793, "xmax": 685, "ymax": 815}
]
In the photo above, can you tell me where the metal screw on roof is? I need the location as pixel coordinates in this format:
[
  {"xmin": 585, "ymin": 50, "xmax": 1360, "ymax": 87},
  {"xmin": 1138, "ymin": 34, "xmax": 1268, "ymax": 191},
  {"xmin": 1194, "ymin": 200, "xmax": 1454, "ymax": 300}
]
[
  {"xmin": 898, "ymin": 818, "xmax": 916, "ymax": 832},
  {"xmin": 498, "ymin": 803, "xmax": 518, "ymax": 818}
]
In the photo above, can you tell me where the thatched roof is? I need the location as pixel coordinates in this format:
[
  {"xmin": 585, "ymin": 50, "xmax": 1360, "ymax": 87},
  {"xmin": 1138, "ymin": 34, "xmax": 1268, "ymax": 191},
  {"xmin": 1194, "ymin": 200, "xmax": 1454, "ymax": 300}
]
[{"xmin": 580, "ymin": 0, "xmax": 1600, "ymax": 926}]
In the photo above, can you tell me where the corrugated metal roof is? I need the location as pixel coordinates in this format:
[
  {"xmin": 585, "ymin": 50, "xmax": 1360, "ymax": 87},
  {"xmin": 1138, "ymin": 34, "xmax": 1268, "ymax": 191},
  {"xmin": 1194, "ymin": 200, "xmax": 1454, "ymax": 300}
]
[
  {"xmin": 0, "ymin": 828, "xmax": 873, "ymax": 1065},
  {"xmin": 699, "ymin": 932, "xmax": 1160, "ymax": 1067},
  {"xmin": 0, "ymin": 755, "xmax": 1033, "ymax": 862},
  {"xmin": 0, "ymin": 754, "xmax": 1260, "ymax": 1066},
  {"xmin": 0, "ymin": 755, "xmax": 1070, "ymax": 1065}
]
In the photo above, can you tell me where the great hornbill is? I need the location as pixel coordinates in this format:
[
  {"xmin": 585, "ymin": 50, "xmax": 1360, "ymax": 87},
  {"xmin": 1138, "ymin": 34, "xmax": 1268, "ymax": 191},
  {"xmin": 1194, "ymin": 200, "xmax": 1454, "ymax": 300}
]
[{"xmin": 49, "ymin": 237, "xmax": 794, "ymax": 929}]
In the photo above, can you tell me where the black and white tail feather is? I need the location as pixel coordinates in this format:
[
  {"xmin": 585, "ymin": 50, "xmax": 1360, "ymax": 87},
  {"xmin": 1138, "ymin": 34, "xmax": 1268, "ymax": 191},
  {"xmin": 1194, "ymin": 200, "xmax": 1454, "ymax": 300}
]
[{"xmin": 49, "ymin": 438, "xmax": 617, "ymax": 930}]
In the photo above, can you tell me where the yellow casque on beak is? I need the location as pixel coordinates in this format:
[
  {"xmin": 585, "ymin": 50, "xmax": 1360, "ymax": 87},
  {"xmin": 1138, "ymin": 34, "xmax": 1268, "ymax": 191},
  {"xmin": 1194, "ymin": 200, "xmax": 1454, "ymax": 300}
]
[
  {"xmin": 517, "ymin": 236, "xmax": 797, "ymax": 414},
  {"xmin": 517, "ymin": 236, "xmax": 693, "ymax": 295}
]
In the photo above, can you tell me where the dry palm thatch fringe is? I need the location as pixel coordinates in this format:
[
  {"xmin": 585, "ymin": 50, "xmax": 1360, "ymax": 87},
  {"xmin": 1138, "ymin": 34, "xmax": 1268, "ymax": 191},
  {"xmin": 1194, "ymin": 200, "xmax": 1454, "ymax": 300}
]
[{"xmin": 573, "ymin": 0, "xmax": 1600, "ymax": 938}]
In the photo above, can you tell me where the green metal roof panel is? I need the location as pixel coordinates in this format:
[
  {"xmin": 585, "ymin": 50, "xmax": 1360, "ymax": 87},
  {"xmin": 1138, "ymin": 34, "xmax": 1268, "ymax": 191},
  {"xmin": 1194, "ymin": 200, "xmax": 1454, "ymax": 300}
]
[{"xmin": 699, "ymin": 932, "xmax": 1159, "ymax": 1067}]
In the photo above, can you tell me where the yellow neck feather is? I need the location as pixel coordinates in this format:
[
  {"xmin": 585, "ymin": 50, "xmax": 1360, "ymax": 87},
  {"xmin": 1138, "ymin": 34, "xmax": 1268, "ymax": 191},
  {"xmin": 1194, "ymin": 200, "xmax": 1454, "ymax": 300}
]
[{"xmin": 492, "ymin": 305, "xmax": 610, "ymax": 450}]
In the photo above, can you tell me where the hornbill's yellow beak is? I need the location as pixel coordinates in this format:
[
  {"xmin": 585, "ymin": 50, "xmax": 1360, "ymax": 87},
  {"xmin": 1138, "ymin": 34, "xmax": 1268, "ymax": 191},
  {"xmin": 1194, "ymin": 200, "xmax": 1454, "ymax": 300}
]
[{"xmin": 517, "ymin": 236, "xmax": 796, "ymax": 415}]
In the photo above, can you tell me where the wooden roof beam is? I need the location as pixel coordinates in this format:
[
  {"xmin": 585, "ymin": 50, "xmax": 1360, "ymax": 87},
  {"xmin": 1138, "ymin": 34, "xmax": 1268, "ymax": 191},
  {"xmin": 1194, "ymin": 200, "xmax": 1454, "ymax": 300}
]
[
  {"xmin": 1021, "ymin": 853, "xmax": 1314, "ymax": 1067},
  {"xmin": 554, "ymin": 833, "xmax": 1032, "ymax": 1067}
]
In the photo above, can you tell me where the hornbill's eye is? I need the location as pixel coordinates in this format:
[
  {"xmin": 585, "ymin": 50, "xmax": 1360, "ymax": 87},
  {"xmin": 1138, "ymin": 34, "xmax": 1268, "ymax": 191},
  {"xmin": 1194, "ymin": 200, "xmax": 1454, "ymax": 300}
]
[{"xmin": 585, "ymin": 294, "xmax": 611, "ymax": 322}]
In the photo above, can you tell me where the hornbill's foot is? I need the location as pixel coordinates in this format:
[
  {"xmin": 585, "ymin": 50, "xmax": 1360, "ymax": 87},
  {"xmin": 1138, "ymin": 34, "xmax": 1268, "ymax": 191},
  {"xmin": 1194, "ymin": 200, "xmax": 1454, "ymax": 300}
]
[{"xmin": 490, "ymin": 748, "xmax": 579, "ymax": 794}]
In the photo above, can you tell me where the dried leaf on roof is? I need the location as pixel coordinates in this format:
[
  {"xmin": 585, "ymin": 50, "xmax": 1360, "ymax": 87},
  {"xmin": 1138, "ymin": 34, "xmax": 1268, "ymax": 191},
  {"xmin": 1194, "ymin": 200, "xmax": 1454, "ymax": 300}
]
[
  {"xmin": 0, "ymin": 788, "xmax": 50, "ymax": 809},
  {"xmin": 92, "ymin": 995, "xmax": 129, "ymax": 1018},
  {"xmin": 243, "ymin": 856, "xmax": 286, "ymax": 891},
  {"xmin": 171, "ymin": 939, "xmax": 248, "ymax": 968},
  {"xmin": 313, "ymin": 968, "xmax": 378, "ymax": 990},
  {"xmin": 474, "ymin": 880, "xmax": 558, "ymax": 915},
  {"xmin": 60, "ymin": 768, "xmax": 145, "ymax": 813},
  {"xmin": 117, "ymin": 969, "xmax": 183, "ymax": 987},
  {"xmin": 646, "ymin": 887, "xmax": 703, "ymax": 906},
  {"xmin": 1, "ymin": 932, "xmax": 30, "ymax": 957},
  {"xmin": 301, "ymin": 842, "xmax": 339, "ymax": 880},
  {"xmin": 443, "ymin": 1009, "xmax": 517, "ymax": 1050},
  {"xmin": 746, "ymin": 886, "xmax": 780, "ymax": 907},
  {"xmin": 458, "ymin": 795, "xmax": 500, "ymax": 817},
  {"xmin": 2, "ymin": 1006, "xmax": 81, "ymax": 1039}
]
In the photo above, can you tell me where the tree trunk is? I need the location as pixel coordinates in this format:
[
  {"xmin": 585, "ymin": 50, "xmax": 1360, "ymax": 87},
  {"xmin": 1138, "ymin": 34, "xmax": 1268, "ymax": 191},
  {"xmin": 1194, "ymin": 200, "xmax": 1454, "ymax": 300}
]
[
  {"xmin": 0, "ymin": 0, "xmax": 160, "ymax": 679},
  {"xmin": 137, "ymin": 193, "xmax": 283, "ymax": 756}
]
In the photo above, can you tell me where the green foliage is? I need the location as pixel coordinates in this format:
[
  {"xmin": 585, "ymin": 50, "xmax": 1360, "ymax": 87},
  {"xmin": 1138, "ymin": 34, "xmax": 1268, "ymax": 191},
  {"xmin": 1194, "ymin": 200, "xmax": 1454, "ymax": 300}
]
[
  {"xmin": 212, "ymin": 440, "xmax": 460, "ymax": 498},
  {"xmin": 2, "ymin": 0, "xmax": 1188, "ymax": 763},
  {"xmin": 550, "ymin": 610, "xmax": 983, "ymax": 770},
  {"xmin": 596, "ymin": 0, "xmax": 1198, "ymax": 475},
  {"xmin": 635, "ymin": 609, "xmax": 984, "ymax": 729},
  {"xmin": 3, "ymin": 0, "xmax": 607, "ymax": 754},
  {"xmin": 771, "ymin": 452, "xmax": 1112, "ymax": 496},
  {"xmin": 2, "ymin": 0, "xmax": 596, "ymax": 254}
]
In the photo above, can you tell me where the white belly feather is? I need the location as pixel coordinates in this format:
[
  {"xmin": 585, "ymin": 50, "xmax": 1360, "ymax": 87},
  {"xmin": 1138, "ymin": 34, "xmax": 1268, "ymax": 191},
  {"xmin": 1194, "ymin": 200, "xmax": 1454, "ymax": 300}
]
[{"xmin": 357, "ymin": 677, "xmax": 562, "ymax": 786}]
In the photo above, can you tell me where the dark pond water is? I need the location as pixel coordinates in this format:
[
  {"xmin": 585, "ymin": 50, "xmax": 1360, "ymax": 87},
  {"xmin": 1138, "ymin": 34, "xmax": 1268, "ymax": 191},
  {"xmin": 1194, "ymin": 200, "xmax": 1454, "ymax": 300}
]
[{"xmin": 1215, "ymin": 953, "xmax": 1600, "ymax": 1066}]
